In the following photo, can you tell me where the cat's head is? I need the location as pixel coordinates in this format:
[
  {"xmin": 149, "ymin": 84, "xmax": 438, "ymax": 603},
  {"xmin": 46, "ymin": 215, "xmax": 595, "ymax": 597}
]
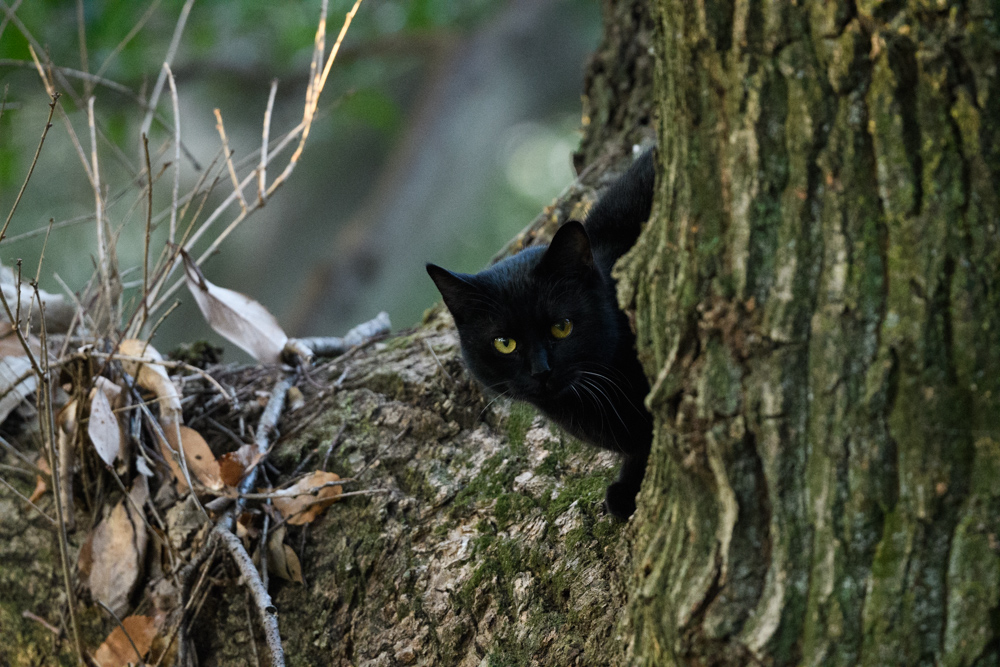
[{"xmin": 426, "ymin": 222, "xmax": 621, "ymax": 406}]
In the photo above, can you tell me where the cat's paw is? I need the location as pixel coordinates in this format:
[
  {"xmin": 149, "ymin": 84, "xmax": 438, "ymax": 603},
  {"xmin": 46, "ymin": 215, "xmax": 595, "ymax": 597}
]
[{"xmin": 604, "ymin": 481, "xmax": 637, "ymax": 520}]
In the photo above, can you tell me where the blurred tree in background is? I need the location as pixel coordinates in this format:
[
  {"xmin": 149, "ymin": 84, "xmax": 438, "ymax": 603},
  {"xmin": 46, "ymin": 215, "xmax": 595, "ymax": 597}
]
[{"xmin": 0, "ymin": 0, "xmax": 600, "ymax": 357}]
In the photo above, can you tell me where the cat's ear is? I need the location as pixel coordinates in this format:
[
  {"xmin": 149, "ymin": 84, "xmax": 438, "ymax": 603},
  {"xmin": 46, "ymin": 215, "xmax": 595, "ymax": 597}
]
[
  {"xmin": 538, "ymin": 220, "xmax": 594, "ymax": 273},
  {"xmin": 426, "ymin": 264, "xmax": 476, "ymax": 322}
]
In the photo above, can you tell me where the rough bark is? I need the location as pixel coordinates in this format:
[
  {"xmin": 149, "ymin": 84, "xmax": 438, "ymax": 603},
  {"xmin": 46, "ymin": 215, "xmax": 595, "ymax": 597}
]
[
  {"xmin": 0, "ymin": 2, "xmax": 657, "ymax": 665},
  {"xmin": 4, "ymin": 1, "xmax": 998, "ymax": 666},
  {"xmin": 618, "ymin": 1, "xmax": 1000, "ymax": 665}
]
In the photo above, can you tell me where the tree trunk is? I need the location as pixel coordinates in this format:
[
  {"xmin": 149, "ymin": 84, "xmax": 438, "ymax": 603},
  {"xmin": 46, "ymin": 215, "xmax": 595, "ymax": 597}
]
[
  {"xmin": 3, "ymin": 2, "xmax": 999, "ymax": 666},
  {"xmin": 618, "ymin": 1, "xmax": 1000, "ymax": 665}
]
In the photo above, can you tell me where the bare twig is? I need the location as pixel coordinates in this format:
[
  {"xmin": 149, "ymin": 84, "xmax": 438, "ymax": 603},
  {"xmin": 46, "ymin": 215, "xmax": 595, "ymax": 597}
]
[
  {"xmin": 245, "ymin": 590, "xmax": 264, "ymax": 667},
  {"xmin": 92, "ymin": 351, "xmax": 234, "ymax": 407},
  {"xmin": 214, "ymin": 107, "xmax": 247, "ymax": 212},
  {"xmin": 1, "ymin": 92, "xmax": 57, "ymax": 243},
  {"xmin": 293, "ymin": 311, "xmax": 391, "ymax": 358},
  {"xmin": 142, "ymin": 134, "xmax": 153, "ymax": 329},
  {"xmin": 21, "ymin": 610, "xmax": 61, "ymax": 637},
  {"xmin": 0, "ymin": 434, "xmax": 46, "ymax": 476},
  {"xmin": 215, "ymin": 526, "xmax": 285, "ymax": 667},
  {"xmin": 230, "ymin": 374, "xmax": 296, "ymax": 522},
  {"xmin": 87, "ymin": 96, "xmax": 108, "ymax": 285},
  {"xmin": 164, "ymin": 62, "xmax": 181, "ymax": 243},
  {"xmin": 36, "ymin": 300, "xmax": 85, "ymax": 664},
  {"xmin": 95, "ymin": 0, "xmax": 164, "ymax": 79},
  {"xmin": 0, "ymin": 474, "xmax": 56, "ymax": 525},
  {"xmin": 138, "ymin": 0, "xmax": 194, "ymax": 145},
  {"xmin": 74, "ymin": 0, "xmax": 90, "ymax": 95},
  {"xmin": 258, "ymin": 79, "xmax": 278, "ymax": 205}
]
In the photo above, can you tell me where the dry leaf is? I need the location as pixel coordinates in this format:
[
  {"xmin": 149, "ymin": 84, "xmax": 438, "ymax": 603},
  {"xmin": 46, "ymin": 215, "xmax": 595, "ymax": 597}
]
[
  {"xmin": 162, "ymin": 425, "xmax": 222, "ymax": 491},
  {"xmin": 0, "ymin": 355, "xmax": 36, "ymax": 426},
  {"xmin": 84, "ymin": 478, "xmax": 149, "ymax": 616},
  {"xmin": 92, "ymin": 615, "xmax": 156, "ymax": 667},
  {"xmin": 271, "ymin": 471, "xmax": 342, "ymax": 525},
  {"xmin": 29, "ymin": 453, "xmax": 49, "ymax": 503},
  {"xmin": 117, "ymin": 339, "xmax": 182, "ymax": 425},
  {"xmin": 219, "ymin": 444, "xmax": 260, "ymax": 487},
  {"xmin": 287, "ymin": 386, "xmax": 305, "ymax": 411},
  {"xmin": 267, "ymin": 525, "xmax": 303, "ymax": 584},
  {"xmin": 182, "ymin": 251, "xmax": 287, "ymax": 363},
  {"xmin": 88, "ymin": 387, "xmax": 121, "ymax": 467}
]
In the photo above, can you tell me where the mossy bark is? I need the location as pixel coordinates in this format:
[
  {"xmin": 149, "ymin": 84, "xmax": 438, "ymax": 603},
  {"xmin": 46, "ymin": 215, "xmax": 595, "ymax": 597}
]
[{"xmin": 618, "ymin": 1, "xmax": 1000, "ymax": 664}]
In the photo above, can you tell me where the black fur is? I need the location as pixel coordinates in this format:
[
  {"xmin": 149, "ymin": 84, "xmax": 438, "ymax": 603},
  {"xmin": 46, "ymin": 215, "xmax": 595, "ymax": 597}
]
[{"xmin": 427, "ymin": 150, "xmax": 655, "ymax": 518}]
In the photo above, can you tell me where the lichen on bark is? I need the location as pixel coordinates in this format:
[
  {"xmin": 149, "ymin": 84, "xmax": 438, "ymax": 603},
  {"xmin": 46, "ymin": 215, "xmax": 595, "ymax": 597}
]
[{"xmin": 619, "ymin": 1, "xmax": 1000, "ymax": 665}]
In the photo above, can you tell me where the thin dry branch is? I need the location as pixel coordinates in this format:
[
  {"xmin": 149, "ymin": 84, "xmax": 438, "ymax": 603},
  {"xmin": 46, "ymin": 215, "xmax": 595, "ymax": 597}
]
[
  {"xmin": 137, "ymin": 0, "xmax": 194, "ymax": 145},
  {"xmin": 94, "ymin": 0, "xmax": 164, "ymax": 79},
  {"xmin": 36, "ymin": 299, "xmax": 85, "ymax": 665},
  {"xmin": 1, "ymin": 92, "xmax": 57, "ymax": 242},
  {"xmin": 214, "ymin": 107, "xmax": 247, "ymax": 212},
  {"xmin": 87, "ymin": 96, "xmax": 107, "ymax": 279},
  {"xmin": 96, "ymin": 600, "xmax": 145, "ymax": 666},
  {"xmin": 0, "ymin": 473, "xmax": 56, "ymax": 525},
  {"xmin": 166, "ymin": 62, "xmax": 181, "ymax": 244},
  {"xmin": 142, "ymin": 134, "xmax": 153, "ymax": 329},
  {"xmin": 215, "ymin": 525, "xmax": 285, "ymax": 667},
  {"xmin": 258, "ymin": 79, "xmax": 278, "ymax": 205}
]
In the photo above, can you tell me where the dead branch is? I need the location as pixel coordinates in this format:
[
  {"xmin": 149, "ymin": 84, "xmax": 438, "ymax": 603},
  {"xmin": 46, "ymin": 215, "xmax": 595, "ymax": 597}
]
[
  {"xmin": 215, "ymin": 525, "xmax": 285, "ymax": 667},
  {"xmin": 1, "ymin": 92, "xmax": 57, "ymax": 242}
]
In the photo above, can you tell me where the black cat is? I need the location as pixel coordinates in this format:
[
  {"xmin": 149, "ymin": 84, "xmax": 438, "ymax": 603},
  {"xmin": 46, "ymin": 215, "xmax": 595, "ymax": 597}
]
[{"xmin": 427, "ymin": 149, "xmax": 655, "ymax": 518}]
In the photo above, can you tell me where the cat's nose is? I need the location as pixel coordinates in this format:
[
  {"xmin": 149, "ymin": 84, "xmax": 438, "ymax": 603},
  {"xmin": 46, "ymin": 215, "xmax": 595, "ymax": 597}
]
[{"xmin": 529, "ymin": 349, "xmax": 550, "ymax": 379}]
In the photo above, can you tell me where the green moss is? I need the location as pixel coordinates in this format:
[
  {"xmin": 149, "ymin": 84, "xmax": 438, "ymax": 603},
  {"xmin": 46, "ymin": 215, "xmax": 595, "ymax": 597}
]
[
  {"xmin": 451, "ymin": 453, "xmax": 525, "ymax": 514},
  {"xmin": 494, "ymin": 492, "xmax": 535, "ymax": 525},
  {"xmin": 382, "ymin": 333, "xmax": 418, "ymax": 352},
  {"xmin": 543, "ymin": 470, "xmax": 613, "ymax": 521},
  {"xmin": 505, "ymin": 403, "xmax": 535, "ymax": 454}
]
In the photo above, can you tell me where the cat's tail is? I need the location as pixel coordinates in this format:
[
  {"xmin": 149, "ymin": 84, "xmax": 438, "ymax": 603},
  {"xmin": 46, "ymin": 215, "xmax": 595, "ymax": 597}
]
[{"xmin": 583, "ymin": 148, "xmax": 655, "ymax": 267}]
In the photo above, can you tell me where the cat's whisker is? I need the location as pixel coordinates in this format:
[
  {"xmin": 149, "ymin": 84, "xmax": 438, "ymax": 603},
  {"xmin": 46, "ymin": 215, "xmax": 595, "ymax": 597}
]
[
  {"xmin": 479, "ymin": 386, "xmax": 512, "ymax": 421},
  {"xmin": 582, "ymin": 377, "xmax": 629, "ymax": 434},
  {"xmin": 580, "ymin": 370, "xmax": 648, "ymax": 420}
]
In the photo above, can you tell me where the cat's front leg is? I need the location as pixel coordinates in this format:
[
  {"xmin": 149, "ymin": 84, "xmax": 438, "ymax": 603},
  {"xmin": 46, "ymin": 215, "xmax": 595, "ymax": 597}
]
[{"xmin": 604, "ymin": 449, "xmax": 649, "ymax": 519}]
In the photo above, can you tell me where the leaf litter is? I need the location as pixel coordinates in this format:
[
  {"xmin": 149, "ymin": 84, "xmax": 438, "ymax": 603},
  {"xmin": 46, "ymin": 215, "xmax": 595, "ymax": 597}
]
[{"xmin": 0, "ymin": 3, "xmax": 377, "ymax": 665}]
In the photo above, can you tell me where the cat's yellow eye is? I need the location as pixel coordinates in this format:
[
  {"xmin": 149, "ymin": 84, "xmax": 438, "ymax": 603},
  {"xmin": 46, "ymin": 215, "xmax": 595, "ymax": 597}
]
[
  {"xmin": 551, "ymin": 319, "xmax": 573, "ymax": 339},
  {"xmin": 493, "ymin": 337, "xmax": 517, "ymax": 354}
]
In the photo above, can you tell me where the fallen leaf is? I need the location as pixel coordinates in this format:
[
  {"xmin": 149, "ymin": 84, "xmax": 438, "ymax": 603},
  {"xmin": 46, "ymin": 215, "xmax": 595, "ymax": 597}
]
[
  {"xmin": 92, "ymin": 615, "xmax": 156, "ymax": 667},
  {"xmin": 0, "ymin": 355, "xmax": 36, "ymax": 426},
  {"xmin": 271, "ymin": 471, "xmax": 342, "ymax": 525},
  {"xmin": 84, "ymin": 478, "xmax": 149, "ymax": 616},
  {"xmin": 287, "ymin": 386, "xmax": 305, "ymax": 411},
  {"xmin": 162, "ymin": 425, "xmax": 222, "ymax": 491},
  {"xmin": 219, "ymin": 444, "xmax": 260, "ymax": 487},
  {"xmin": 267, "ymin": 525, "xmax": 303, "ymax": 584},
  {"xmin": 117, "ymin": 339, "xmax": 182, "ymax": 425},
  {"xmin": 182, "ymin": 251, "xmax": 287, "ymax": 363},
  {"xmin": 29, "ymin": 453, "xmax": 49, "ymax": 503},
  {"xmin": 88, "ymin": 387, "xmax": 121, "ymax": 467}
]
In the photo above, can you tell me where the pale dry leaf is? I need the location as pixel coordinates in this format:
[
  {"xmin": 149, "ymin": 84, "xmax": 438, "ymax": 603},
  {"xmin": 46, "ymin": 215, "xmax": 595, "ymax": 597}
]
[
  {"xmin": 287, "ymin": 385, "xmax": 305, "ymax": 411},
  {"xmin": 162, "ymin": 424, "xmax": 222, "ymax": 491},
  {"xmin": 88, "ymin": 387, "xmax": 121, "ymax": 467},
  {"xmin": 182, "ymin": 251, "xmax": 287, "ymax": 363},
  {"xmin": 271, "ymin": 471, "xmax": 342, "ymax": 525},
  {"xmin": 29, "ymin": 453, "xmax": 50, "ymax": 503},
  {"xmin": 0, "ymin": 354, "xmax": 36, "ymax": 426},
  {"xmin": 219, "ymin": 443, "xmax": 260, "ymax": 487},
  {"xmin": 93, "ymin": 375, "xmax": 123, "ymax": 405},
  {"xmin": 85, "ymin": 478, "xmax": 149, "ymax": 616},
  {"xmin": 266, "ymin": 524, "xmax": 304, "ymax": 584},
  {"xmin": 117, "ymin": 339, "xmax": 182, "ymax": 424},
  {"xmin": 92, "ymin": 614, "xmax": 156, "ymax": 667}
]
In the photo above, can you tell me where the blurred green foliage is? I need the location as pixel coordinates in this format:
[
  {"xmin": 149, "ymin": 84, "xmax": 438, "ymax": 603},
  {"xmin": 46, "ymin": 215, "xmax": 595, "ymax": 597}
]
[{"xmin": 0, "ymin": 0, "xmax": 507, "ymax": 187}]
